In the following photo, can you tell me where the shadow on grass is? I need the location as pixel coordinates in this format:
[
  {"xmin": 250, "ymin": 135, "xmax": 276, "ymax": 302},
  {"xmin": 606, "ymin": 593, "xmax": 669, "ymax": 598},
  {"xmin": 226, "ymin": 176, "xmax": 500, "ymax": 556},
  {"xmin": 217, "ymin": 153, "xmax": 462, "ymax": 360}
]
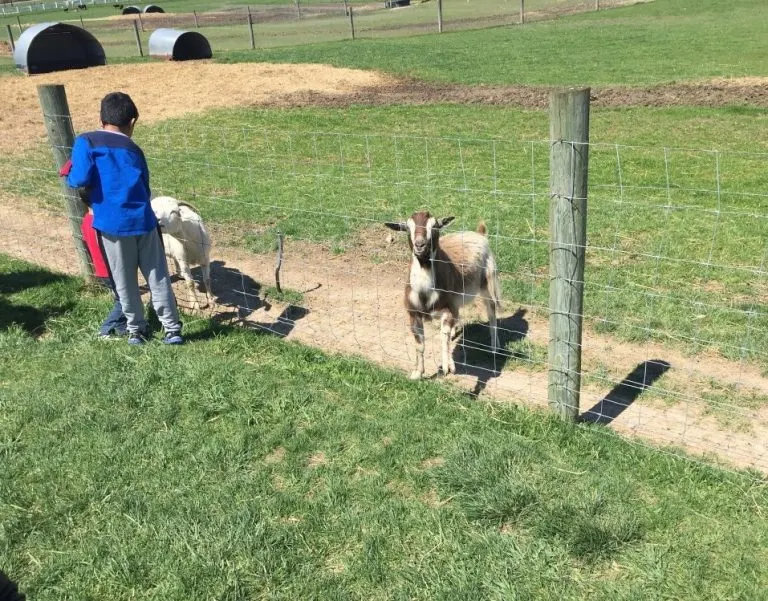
[
  {"xmin": 0, "ymin": 269, "xmax": 68, "ymax": 294},
  {"xmin": 453, "ymin": 308, "xmax": 530, "ymax": 397},
  {"xmin": 0, "ymin": 270, "xmax": 75, "ymax": 337},
  {"xmin": 580, "ymin": 359, "xmax": 671, "ymax": 425}
]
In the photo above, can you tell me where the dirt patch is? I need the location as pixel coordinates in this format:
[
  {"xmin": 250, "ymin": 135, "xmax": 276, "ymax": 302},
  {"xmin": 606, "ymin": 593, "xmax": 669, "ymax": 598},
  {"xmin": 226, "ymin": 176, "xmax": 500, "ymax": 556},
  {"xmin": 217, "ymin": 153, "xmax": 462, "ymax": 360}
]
[
  {"xmin": 3, "ymin": 62, "xmax": 767, "ymax": 157},
  {"xmin": 277, "ymin": 77, "xmax": 768, "ymax": 111},
  {"xmin": 2, "ymin": 193, "xmax": 767, "ymax": 474},
  {"xmin": 0, "ymin": 62, "xmax": 395, "ymax": 155}
]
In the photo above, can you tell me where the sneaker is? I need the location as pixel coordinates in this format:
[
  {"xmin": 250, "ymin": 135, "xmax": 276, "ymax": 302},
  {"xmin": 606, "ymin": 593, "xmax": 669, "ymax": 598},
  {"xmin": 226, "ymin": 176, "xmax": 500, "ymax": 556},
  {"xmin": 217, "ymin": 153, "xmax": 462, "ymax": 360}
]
[
  {"xmin": 98, "ymin": 332, "xmax": 122, "ymax": 341},
  {"xmin": 163, "ymin": 331, "xmax": 184, "ymax": 345},
  {"xmin": 128, "ymin": 332, "xmax": 148, "ymax": 346},
  {"xmin": 98, "ymin": 329, "xmax": 127, "ymax": 341}
]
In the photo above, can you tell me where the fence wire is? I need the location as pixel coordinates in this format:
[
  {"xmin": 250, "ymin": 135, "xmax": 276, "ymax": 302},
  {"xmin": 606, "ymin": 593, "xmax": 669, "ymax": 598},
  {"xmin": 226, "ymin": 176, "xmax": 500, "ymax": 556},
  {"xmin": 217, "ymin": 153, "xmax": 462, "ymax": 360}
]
[{"xmin": 4, "ymin": 115, "xmax": 768, "ymax": 477}]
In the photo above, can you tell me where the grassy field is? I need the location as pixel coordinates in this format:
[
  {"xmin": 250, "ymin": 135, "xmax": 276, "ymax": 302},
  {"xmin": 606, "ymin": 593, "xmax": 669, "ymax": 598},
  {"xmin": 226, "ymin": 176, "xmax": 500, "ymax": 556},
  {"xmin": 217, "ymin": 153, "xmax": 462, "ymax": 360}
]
[
  {"xmin": 222, "ymin": 0, "xmax": 768, "ymax": 85},
  {"xmin": 1, "ymin": 253, "xmax": 767, "ymax": 600}
]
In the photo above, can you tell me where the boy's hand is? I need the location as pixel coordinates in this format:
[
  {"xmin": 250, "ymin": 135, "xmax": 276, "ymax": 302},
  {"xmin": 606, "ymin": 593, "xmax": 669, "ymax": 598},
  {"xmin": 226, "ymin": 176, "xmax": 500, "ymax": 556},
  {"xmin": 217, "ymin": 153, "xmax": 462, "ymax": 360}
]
[{"xmin": 58, "ymin": 159, "xmax": 72, "ymax": 177}]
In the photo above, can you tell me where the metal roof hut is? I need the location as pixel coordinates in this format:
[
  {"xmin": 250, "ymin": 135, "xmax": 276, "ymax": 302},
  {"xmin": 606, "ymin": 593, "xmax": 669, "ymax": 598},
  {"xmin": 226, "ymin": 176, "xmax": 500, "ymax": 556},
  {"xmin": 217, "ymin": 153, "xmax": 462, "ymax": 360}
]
[
  {"xmin": 121, "ymin": 5, "xmax": 141, "ymax": 14},
  {"xmin": 149, "ymin": 28, "xmax": 212, "ymax": 61},
  {"xmin": 143, "ymin": 4, "xmax": 164, "ymax": 13},
  {"xmin": 13, "ymin": 22, "xmax": 106, "ymax": 75}
]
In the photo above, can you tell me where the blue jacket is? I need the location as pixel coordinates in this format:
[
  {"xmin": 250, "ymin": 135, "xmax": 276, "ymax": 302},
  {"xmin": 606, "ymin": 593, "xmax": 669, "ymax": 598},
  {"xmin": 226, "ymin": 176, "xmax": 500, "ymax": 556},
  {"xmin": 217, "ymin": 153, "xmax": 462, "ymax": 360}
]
[{"xmin": 67, "ymin": 130, "xmax": 157, "ymax": 236}]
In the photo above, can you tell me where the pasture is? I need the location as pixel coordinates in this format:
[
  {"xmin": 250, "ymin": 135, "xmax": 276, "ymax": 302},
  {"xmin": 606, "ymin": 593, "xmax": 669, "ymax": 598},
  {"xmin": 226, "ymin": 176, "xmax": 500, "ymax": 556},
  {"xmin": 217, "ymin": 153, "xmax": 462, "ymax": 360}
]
[
  {"xmin": 2, "ymin": 253, "xmax": 768, "ymax": 600},
  {"xmin": 1, "ymin": 0, "xmax": 768, "ymax": 597}
]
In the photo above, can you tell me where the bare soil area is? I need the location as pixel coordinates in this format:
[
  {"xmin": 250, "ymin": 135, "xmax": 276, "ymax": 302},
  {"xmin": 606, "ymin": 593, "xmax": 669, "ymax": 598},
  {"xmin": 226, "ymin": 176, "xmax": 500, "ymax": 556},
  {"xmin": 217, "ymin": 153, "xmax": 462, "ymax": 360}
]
[
  {"xmin": 2, "ymin": 61, "xmax": 767, "ymax": 473},
  {"xmin": 2, "ymin": 62, "xmax": 767, "ymax": 157}
]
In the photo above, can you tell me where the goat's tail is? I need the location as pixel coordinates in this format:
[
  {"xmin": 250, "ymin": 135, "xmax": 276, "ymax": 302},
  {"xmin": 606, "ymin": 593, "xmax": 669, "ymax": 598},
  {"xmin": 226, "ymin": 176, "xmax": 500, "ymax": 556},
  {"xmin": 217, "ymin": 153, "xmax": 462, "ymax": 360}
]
[{"xmin": 476, "ymin": 221, "xmax": 488, "ymax": 236}]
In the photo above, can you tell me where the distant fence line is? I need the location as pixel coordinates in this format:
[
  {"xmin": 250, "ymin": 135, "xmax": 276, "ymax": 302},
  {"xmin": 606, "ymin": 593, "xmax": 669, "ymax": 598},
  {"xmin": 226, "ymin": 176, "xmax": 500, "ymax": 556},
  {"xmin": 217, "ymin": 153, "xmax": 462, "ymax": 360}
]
[{"xmin": 2, "ymin": 0, "xmax": 645, "ymax": 44}]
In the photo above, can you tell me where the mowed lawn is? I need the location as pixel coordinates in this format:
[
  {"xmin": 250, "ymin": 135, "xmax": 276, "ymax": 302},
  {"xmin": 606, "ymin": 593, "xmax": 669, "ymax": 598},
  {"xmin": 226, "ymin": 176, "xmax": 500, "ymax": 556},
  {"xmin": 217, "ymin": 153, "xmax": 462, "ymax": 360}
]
[{"xmin": 0, "ymin": 253, "xmax": 767, "ymax": 600}]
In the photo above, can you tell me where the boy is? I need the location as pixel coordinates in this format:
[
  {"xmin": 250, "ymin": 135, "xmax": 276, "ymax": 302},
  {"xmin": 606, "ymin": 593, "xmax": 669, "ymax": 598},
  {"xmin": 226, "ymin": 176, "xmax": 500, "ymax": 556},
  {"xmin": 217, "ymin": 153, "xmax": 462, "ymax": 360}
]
[{"xmin": 66, "ymin": 91, "xmax": 183, "ymax": 345}]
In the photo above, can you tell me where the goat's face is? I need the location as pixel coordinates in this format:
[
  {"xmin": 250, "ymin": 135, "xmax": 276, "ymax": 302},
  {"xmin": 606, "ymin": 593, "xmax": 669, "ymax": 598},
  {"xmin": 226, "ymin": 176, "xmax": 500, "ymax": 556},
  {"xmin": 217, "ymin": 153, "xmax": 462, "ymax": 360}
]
[
  {"xmin": 151, "ymin": 197, "xmax": 183, "ymax": 236},
  {"xmin": 384, "ymin": 211, "xmax": 455, "ymax": 261}
]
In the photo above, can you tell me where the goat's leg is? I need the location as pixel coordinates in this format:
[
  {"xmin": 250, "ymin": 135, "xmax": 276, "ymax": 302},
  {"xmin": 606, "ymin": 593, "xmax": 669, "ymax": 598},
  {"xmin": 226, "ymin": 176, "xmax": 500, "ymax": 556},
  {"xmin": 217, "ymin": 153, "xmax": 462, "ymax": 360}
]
[
  {"xmin": 178, "ymin": 260, "xmax": 202, "ymax": 312},
  {"xmin": 484, "ymin": 294, "xmax": 499, "ymax": 355},
  {"xmin": 440, "ymin": 310, "xmax": 457, "ymax": 375},
  {"xmin": 172, "ymin": 257, "xmax": 183, "ymax": 279},
  {"xmin": 409, "ymin": 312, "xmax": 425, "ymax": 380},
  {"xmin": 201, "ymin": 261, "xmax": 215, "ymax": 309}
]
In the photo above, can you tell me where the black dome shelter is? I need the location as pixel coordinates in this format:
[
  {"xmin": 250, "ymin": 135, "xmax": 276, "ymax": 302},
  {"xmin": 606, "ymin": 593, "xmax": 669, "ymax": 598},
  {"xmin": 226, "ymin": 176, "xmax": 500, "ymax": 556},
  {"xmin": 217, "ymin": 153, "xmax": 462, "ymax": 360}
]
[
  {"xmin": 121, "ymin": 5, "xmax": 141, "ymax": 14},
  {"xmin": 13, "ymin": 22, "xmax": 106, "ymax": 75},
  {"xmin": 149, "ymin": 28, "xmax": 212, "ymax": 61},
  {"xmin": 143, "ymin": 4, "xmax": 165, "ymax": 13}
]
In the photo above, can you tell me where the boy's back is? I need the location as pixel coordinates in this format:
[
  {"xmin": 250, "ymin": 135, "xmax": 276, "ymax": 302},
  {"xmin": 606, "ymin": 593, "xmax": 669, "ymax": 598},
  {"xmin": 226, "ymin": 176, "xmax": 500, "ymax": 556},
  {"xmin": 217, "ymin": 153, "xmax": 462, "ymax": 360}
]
[{"xmin": 68, "ymin": 130, "xmax": 156, "ymax": 237}]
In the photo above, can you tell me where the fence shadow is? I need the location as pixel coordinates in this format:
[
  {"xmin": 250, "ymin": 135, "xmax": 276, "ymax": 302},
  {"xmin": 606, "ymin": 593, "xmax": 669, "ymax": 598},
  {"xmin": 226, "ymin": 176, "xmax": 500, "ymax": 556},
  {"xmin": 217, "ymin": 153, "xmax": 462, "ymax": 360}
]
[
  {"xmin": 245, "ymin": 304, "xmax": 310, "ymax": 338},
  {"xmin": 580, "ymin": 359, "xmax": 671, "ymax": 425},
  {"xmin": 453, "ymin": 308, "xmax": 530, "ymax": 397},
  {"xmin": 208, "ymin": 259, "xmax": 266, "ymax": 319}
]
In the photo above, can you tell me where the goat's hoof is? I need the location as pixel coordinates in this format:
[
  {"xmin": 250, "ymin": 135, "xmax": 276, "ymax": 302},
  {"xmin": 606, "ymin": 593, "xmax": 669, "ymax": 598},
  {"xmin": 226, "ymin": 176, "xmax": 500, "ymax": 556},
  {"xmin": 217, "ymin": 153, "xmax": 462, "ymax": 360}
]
[{"xmin": 409, "ymin": 371, "xmax": 423, "ymax": 380}]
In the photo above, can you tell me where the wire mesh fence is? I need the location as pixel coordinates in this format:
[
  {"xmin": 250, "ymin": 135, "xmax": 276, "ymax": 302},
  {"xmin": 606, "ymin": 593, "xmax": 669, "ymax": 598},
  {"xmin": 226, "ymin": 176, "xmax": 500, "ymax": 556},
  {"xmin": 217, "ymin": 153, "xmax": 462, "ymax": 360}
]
[{"xmin": 3, "ymin": 86, "xmax": 767, "ymax": 476}]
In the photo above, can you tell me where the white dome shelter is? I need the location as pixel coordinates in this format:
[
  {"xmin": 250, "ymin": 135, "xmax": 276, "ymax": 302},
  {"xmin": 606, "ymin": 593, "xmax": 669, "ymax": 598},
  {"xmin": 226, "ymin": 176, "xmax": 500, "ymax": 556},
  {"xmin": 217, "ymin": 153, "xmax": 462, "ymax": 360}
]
[{"xmin": 149, "ymin": 28, "xmax": 212, "ymax": 61}]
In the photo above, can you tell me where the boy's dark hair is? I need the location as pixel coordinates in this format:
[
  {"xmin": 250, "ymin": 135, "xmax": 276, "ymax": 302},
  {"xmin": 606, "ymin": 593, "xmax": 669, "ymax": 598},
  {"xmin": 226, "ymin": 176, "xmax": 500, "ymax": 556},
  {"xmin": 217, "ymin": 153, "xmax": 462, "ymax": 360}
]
[{"xmin": 100, "ymin": 92, "xmax": 139, "ymax": 127}]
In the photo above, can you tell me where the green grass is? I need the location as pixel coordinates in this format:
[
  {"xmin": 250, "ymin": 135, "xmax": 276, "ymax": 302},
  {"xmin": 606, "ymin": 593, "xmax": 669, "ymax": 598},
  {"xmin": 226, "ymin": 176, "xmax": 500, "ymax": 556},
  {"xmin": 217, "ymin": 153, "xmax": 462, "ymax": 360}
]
[
  {"xmin": 221, "ymin": 0, "xmax": 768, "ymax": 85},
  {"xmin": 1, "ymin": 253, "xmax": 768, "ymax": 600}
]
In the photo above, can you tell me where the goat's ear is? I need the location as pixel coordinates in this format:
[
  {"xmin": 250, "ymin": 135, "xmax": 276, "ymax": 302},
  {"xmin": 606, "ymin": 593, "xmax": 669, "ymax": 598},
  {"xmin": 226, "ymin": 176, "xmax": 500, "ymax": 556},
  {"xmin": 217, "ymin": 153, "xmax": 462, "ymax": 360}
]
[
  {"xmin": 384, "ymin": 222, "xmax": 407, "ymax": 232},
  {"xmin": 436, "ymin": 216, "xmax": 455, "ymax": 229}
]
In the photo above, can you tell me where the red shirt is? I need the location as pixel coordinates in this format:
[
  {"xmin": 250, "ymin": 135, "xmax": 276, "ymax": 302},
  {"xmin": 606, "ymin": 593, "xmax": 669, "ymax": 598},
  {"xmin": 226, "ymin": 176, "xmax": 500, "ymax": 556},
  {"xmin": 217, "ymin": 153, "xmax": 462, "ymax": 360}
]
[{"xmin": 81, "ymin": 212, "xmax": 110, "ymax": 279}]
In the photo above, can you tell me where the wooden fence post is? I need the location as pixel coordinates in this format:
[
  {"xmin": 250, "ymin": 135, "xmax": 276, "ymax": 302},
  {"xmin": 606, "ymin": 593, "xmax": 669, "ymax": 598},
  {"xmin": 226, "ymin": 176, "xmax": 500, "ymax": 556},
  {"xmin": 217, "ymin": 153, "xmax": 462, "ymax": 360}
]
[
  {"xmin": 6, "ymin": 23, "xmax": 14, "ymax": 53},
  {"xmin": 16, "ymin": 15, "xmax": 22, "ymax": 34},
  {"xmin": 342, "ymin": 0, "xmax": 348, "ymax": 16},
  {"xmin": 596, "ymin": 0, "xmax": 600, "ymax": 9},
  {"xmin": 247, "ymin": 7, "xmax": 255, "ymax": 49},
  {"xmin": 437, "ymin": 0, "xmax": 443, "ymax": 33},
  {"xmin": 193, "ymin": 9, "xmax": 199, "ymax": 27},
  {"xmin": 519, "ymin": 0, "xmax": 524, "ymax": 24},
  {"xmin": 295, "ymin": 0, "xmax": 302, "ymax": 20},
  {"xmin": 137, "ymin": 12, "xmax": 144, "ymax": 32},
  {"xmin": 37, "ymin": 84, "xmax": 94, "ymax": 281},
  {"xmin": 348, "ymin": 6, "xmax": 355, "ymax": 40},
  {"xmin": 132, "ymin": 19, "xmax": 143, "ymax": 56},
  {"xmin": 548, "ymin": 88, "xmax": 590, "ymax": 421}
]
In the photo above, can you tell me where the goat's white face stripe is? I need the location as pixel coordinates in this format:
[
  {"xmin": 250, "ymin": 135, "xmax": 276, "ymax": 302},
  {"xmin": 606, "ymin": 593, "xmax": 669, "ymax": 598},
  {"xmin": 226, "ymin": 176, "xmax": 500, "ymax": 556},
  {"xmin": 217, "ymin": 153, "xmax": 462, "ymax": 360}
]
[
  {"xmin": 408, "ymin": 217, "xmax": 437, "ymax": 251},
  {"xmin": 407, "ymin": 218, "xmax": 416, "ymax": 245}
]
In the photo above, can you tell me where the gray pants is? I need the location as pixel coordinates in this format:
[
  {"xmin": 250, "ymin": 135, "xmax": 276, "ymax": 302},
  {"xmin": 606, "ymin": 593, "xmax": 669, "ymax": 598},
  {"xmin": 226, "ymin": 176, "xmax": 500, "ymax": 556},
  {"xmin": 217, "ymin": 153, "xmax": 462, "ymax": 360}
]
[{"xmin": 100, "ymin": 229, "xmax": 181, "ymax": 335}]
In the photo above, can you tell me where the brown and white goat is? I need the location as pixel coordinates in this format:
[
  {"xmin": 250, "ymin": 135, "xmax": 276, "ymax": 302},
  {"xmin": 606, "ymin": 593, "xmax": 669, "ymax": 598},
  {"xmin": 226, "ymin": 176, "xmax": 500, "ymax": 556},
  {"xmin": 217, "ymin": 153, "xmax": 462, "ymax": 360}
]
[{"xmin": 385, "ymin": 211, "xmax": 502, "ymax": 380}]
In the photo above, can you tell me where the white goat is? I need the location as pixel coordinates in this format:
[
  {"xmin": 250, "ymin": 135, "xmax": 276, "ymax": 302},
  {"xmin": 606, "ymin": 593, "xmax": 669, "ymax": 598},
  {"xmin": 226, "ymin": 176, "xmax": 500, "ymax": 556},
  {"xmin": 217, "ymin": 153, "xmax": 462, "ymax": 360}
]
[
  {"xmin": 385, "ymin": 211, "xmax": 502, "ymax": 380},
  {"xmin": 151, "ymin": 196, "xmax": 214, "ymax": 311}
]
